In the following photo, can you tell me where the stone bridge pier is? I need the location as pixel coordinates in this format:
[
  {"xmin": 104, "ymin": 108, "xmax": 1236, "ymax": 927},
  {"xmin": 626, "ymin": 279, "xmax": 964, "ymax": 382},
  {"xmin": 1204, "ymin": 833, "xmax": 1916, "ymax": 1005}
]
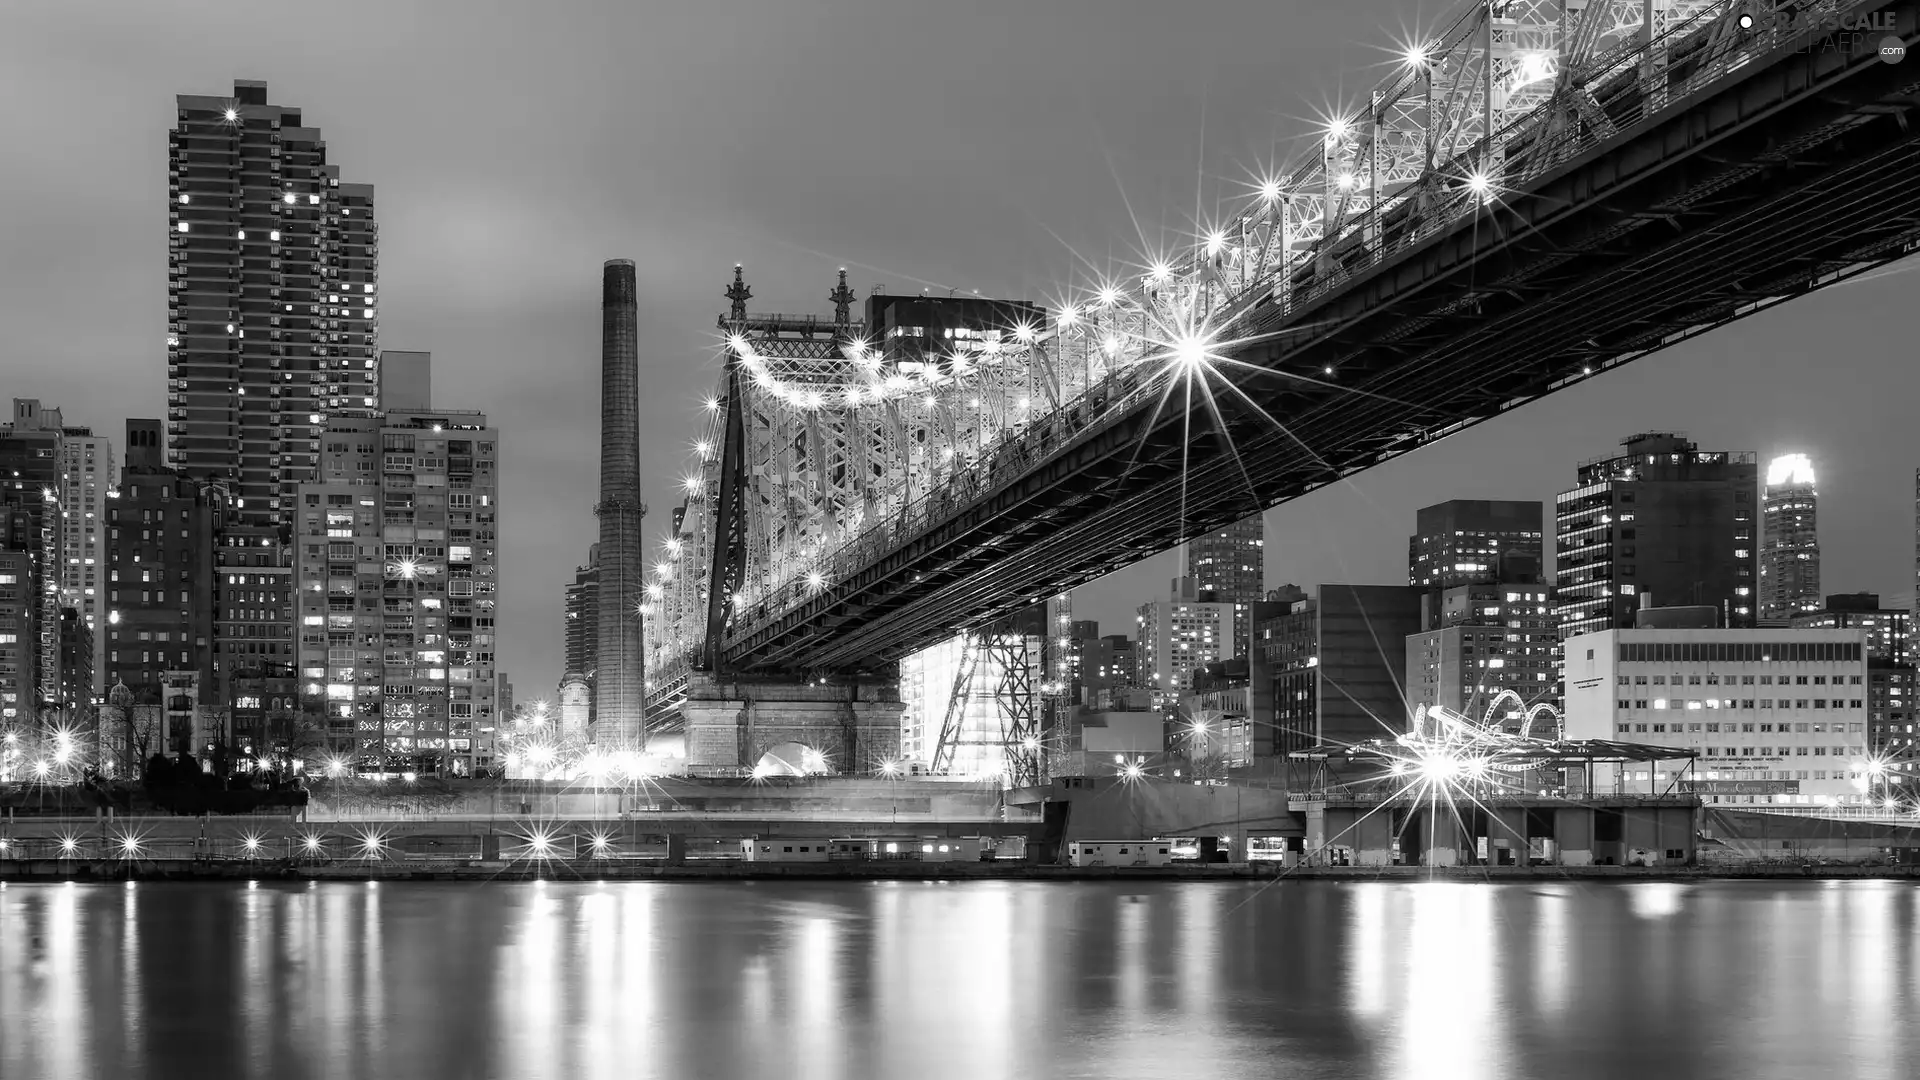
[{"xmin": 680, "ymin": 672, "xmax": 904, "ymax": 776}]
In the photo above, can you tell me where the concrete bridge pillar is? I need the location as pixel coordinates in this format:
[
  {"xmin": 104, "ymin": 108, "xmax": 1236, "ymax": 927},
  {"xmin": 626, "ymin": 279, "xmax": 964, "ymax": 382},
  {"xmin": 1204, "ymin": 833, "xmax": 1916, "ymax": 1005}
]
[
  {"xmin": 681, "ymin": 672, "xmax": 904, "ymax": 776},
  {"xmin": 1422, "ymin": 809, "xmax": 1464, "ymax": 867}
]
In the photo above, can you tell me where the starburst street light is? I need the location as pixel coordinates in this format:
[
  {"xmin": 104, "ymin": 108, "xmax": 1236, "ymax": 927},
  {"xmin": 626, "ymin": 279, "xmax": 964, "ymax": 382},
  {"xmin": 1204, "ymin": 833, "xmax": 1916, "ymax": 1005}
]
[
  {"xmin": 1259, "ymin": 176, "xmax": 1284, "ymax": 201},
  {"xmin": 1171, "ymin": 332, "xmax": 1211, "ymax": 370},
  {"xmin": 805, "ymin": 570, "xmax": 826, "ymax": 591},
  {"xmin": 682, "ymin": 475, "xmax": 703, "ymax": 496}
]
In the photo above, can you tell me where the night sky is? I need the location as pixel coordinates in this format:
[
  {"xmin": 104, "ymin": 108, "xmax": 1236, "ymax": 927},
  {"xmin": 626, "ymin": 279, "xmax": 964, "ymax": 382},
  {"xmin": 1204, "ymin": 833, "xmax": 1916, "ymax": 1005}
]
[{"xmin": 5, "ymin": 0, "xmax": 1916, "ymax": 698}]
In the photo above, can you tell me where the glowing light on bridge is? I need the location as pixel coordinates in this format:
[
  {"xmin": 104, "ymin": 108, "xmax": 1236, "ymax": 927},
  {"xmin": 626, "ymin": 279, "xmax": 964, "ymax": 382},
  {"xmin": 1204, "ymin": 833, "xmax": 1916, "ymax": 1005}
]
[
  {"xmin": 1097, "ymin": 285, "xmax": 1122, "ymax": 308},
  {"xmin": 804, "ymin": 570, "xmax": 827, "ymax": 592},
  {"xmin": 1171, "ymin": 332, "xmax": 1211, "ymax": 369},
  {"xmin": 682, "ymin": 475, "xmax": 703, "ymax": 496}
]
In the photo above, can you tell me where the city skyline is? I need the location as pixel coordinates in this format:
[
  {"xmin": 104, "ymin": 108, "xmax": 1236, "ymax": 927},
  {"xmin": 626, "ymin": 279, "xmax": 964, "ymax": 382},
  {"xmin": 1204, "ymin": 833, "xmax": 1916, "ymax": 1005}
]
[{"xmin": 2, "ymin": 1, "xmax": 1915, "ymax": 697}]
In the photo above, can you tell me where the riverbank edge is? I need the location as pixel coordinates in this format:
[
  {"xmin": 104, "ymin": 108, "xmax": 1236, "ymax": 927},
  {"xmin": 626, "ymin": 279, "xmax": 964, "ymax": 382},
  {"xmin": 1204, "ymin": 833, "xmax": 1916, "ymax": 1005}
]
[{"xmin": 4, "ymin": 861, "xmax": 1919, "ymax": 884}]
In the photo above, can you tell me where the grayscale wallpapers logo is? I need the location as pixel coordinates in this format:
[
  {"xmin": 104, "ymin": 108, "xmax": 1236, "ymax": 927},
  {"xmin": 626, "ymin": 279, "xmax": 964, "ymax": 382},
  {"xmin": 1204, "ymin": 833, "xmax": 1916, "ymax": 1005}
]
[{"xmin": 1735, "ymin": 6, "xmax": 1905, "ymax": 63}]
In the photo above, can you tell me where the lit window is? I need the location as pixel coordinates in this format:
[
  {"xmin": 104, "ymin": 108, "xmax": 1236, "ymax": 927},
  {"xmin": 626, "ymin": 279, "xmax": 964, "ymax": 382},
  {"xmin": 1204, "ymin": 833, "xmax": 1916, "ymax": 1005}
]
[{"xmin": 177, "ymin": 222, "xmax": 189, "ymax": 233}]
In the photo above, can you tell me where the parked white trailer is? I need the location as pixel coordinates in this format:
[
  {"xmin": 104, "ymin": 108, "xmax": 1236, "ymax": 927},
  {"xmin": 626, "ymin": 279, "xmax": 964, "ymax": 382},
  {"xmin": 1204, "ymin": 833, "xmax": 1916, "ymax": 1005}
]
[{"xmin": 1068, "ymin": 840, "xmax": 1174, "ymax": 867}]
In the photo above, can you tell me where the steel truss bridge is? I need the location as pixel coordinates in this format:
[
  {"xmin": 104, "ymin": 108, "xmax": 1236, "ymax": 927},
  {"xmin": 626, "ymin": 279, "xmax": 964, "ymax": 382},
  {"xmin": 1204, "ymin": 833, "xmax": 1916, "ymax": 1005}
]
[{"xmin": 642, "ymin": 0, "xmax": 1920, "ymax": 729}]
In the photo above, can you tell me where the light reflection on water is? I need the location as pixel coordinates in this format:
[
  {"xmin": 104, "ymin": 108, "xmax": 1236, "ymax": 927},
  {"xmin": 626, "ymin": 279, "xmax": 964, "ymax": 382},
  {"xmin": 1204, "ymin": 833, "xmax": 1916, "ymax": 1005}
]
[{"xmin": 1, "ymin": 879, "xmax": 1919, "ymax": 1079}]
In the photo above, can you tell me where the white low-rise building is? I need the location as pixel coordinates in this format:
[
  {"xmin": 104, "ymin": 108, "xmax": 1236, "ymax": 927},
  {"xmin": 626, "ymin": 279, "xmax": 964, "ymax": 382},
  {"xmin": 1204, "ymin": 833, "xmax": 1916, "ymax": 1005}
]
[{"xmin": 1564, "ymin": 627, "xmax": 1874, "ymax": 807}]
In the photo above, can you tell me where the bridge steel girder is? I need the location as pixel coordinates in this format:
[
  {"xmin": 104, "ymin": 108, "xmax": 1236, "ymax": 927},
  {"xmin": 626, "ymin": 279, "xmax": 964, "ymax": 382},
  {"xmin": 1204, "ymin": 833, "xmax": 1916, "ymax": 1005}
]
[{"xmin": 721, "ymin": 2, "xmax": 1920, "ymax": 676}]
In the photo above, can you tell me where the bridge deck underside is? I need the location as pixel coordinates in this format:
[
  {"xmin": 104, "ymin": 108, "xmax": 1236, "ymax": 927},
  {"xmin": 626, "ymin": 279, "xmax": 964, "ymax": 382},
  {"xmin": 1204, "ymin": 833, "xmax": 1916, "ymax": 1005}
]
[{"xmin": 727, "ymin": 11, "xmax": 1920, "ymax": 676}]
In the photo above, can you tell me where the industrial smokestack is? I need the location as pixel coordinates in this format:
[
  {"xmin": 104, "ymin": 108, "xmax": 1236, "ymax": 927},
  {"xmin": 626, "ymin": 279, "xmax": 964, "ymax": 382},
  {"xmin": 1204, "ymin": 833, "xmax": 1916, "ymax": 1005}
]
[{"xmin": 594, "ymin": 259, "xmax": 646, "ymax": 748}]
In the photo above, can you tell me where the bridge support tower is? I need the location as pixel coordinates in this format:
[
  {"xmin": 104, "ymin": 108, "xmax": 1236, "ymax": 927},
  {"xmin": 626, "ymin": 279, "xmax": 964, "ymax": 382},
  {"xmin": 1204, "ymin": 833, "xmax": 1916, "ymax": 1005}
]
[{"xmin": 680, "ymin": 672, "xmax": 905, "ymax": 776}]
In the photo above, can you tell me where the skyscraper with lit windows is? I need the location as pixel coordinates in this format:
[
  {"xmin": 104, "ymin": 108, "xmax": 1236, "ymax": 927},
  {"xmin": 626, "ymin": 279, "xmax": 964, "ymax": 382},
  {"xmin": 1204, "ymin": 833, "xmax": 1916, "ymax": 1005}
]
[
  {"xmin": 1555, "ymin": 433, "xmax": 1758, "ymax": 638},
  {"xmin": 1759, "ymin": 453, "xmax": 1820, "ymax": 623},
  {"xmin": 168, "ymin": 80, "xmax": 378, "ymax": 522},
  {"xmin": 1184, "ymin": 515, "xmax": 1263, "ymax": 657},
  {"xmin": 293, "ymin": 369, "xmax": 501, "ymax": 776},
  {"xmin": 1408, "ymin": 500, "xmax": 1544, "ymax": 590}
]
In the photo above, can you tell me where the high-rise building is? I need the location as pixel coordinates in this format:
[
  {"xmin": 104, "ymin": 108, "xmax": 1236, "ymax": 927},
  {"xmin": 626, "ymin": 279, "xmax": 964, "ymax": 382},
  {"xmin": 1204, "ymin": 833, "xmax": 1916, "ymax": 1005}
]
[
  {"xmin": 105, "ymin": 419, "xmax": 224, "ymax": 756},
  {"xmin": 565, "ymin": 544, "xmax": 600, "ymax": 680},
  {"xmin": 1260, "ymin": 585, "xmax": 1425, "ymax": 754},
  {"xmin": 1790, "ymin": 593, "xmax": 1909, "ymax": 665},
  {"xmin": 1555, "ymin": 433, "xmax": 1758, "ymax": 639},
  {"xmin": 55, "ymin": 427, "xmax": 112, "ymax": 699},
  {"xmin": 293, "ymin": 387, "xmax": 500, "ymax": 775},
  {"xmin": 168, "ymin": 80, "xmax": 378, "ymax": 523},
  {"xmin": 1791, "ymin": 593, "xmax": 1914, "ymax": 762},
  {"xmin": 57, "ymin": 608, "xmax": 93, "ymax": 731},
  {"xmin": 4, "ymin": 401, "xmax": 115, "ymax": 701},
  {"xmin": 1408, "ymin": 500, "xmax": 1544, "ymax": 590},
  {"xmin": 1759, "ymin": 453, "xmax": 1820, "ymax": 623},
  {"xmin": 1911, "ymin": 468, "xmax": 1920, "ymax": 655},
  {"xmin": 0, "ymin": 403, "xmax": 64, "ymax": 723},
  {"xmin": 1137, "ymin": 578, "xmax": 1238, "ymax": 702},
  {"xmin": 1185, "ymin": 515, "xmax": 1264, "ymax": 655},
  {"xmin": 0, "ymin": 546, "xmax": 38, "ymax": 732},
  {"xmin": 1406, "ymin": 582, "xmax": 1559, "ymax": 728}
]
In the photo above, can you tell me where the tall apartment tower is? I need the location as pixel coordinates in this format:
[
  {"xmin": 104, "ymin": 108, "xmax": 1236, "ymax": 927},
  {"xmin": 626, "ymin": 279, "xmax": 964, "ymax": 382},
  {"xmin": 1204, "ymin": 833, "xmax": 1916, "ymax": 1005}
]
[
  {"xmin": 54, "ymin": 424, "xmax": 112, "ymax": 699},
  {"xmin": 593, "ymin": 260, "xmax": 645, "ymax": 747},
  {"xmin": 1759, "ymin": 453, "xmax": 1820, "ymax": 623},
  {"xmin": 4, "ymin": 401, "xmax": 115, "ymax": 700},
  {"xmin": 168, "ymin": 80, "xmax": 378, "ymax": 521},
  {"xmin": 1185, "ymin": 515, "xmax": 1264, "ymax": 656},
  {"xmin": 1137, "ymin": 578, "xmax": 1239, "ymax": 701},
  {"xmin": 1408, "ymin": 500, "xmax": 1545, "ymax": 590},
  {"xmin": 293, "ymin": 381, "xmax": 501, "ymax": 775},
  {"xmin": 0, "ymin": 405, "xmax": 64, "ymax": 725},
  {"xmin": 1555, "ymin": 433, "xmax": 1758, "ymax": 639},
  {"xmin": 565, "ymin": 544, "xmax": 600, "ymax": 727}
]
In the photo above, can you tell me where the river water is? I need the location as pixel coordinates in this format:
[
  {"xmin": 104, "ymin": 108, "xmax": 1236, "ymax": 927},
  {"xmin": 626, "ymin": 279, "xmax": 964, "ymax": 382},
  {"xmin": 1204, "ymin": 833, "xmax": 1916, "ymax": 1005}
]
[{"xmin": 2, "ymin": 878, "xmax": 1917, "ymax": 1079}]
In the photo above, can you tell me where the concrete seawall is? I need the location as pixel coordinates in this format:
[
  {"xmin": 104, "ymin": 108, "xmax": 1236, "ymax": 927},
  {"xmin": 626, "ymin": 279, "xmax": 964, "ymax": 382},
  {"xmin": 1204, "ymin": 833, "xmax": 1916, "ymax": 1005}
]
[{"xmin": 7, "ymin": 860, "xmax": 1920, "ymax": 884}]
